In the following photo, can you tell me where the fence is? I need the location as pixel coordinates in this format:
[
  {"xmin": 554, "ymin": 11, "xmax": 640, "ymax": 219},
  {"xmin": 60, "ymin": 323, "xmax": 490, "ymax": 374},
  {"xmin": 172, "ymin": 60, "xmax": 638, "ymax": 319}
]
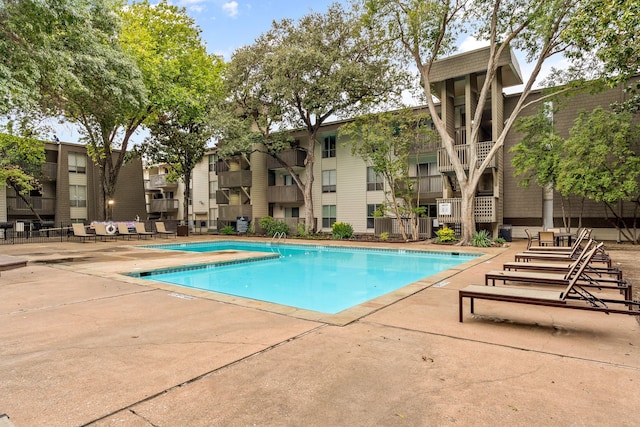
[{"xmin": 374, "ymin": 217, "xmax": 433, "ymax": 239}]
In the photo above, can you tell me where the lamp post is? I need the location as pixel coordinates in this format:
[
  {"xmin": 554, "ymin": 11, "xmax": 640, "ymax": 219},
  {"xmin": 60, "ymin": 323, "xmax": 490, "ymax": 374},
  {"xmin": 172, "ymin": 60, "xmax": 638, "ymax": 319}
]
[{"xmin": 107, "ymin": 199, "xmax": 114, "ymax": 221}]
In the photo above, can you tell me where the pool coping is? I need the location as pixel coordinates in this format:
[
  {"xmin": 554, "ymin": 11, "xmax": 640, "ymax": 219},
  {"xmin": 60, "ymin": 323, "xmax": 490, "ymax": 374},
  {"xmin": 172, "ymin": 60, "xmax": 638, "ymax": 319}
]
[{"xmin": 118, "ymin": 240, "xmax": 501, "ymax": 326}]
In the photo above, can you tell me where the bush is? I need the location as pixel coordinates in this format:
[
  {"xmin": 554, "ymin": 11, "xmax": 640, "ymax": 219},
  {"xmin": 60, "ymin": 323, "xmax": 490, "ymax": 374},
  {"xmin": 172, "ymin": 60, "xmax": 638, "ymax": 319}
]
[
  {"xmin": 331, "ymin": 221, "xmax": 354, "ymax": 239},
  {"xmin": 435, "ymin": 226, "xmax": 456, "ymax": 243},
  {"xmin": 259, "ymin": 216, "xmax": 289, "ymax": 237},
  {"xmin": 220, "ymin": 225, "xmax": 235, "ymax": 235},
  {"xmin": 296, "ymin": 222, "xmax": 309, "ymax": 238},
  {"xmin": 471, "ymin": 229, "xmax": 492, "ymax": 247},
  {"xmin": 379, "ymin": 231, "xmax": 389, "ymax": 241},
  {"xmin": 493, "ymin": 237, "xmax": 506, "ymax": 246}
]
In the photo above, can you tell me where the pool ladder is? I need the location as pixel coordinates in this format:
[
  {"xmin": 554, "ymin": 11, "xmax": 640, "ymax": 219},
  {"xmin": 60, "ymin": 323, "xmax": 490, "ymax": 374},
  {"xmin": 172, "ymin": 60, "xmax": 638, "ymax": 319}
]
[{"xmin": 270, "ymin": 232, "xmax": 286, "ymax": 257}]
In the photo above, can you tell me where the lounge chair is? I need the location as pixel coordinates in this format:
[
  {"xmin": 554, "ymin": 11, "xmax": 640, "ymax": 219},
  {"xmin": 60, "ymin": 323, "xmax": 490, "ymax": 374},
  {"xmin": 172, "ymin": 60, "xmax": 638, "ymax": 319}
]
[
  {"xmin": 459, "ymin": 244, "xmax": 640, "ymax": 322},
  {"xmin": 135, "ymin": 222, "xmax": 155, "ymax": 239},
  {"xmin": 71, "ymin": 223, "xmax": 96, "ymax": 242},
  {"xmin": 502, "ymin": 260, "xmax": 623, "ymax": 281},
  {"xmin": 94, "ymin": 223, "xmax": 117, "ymax": 241},
  {"xmin": 514, "ymin": 237, "xmax": 611, "ymax": 267},
  {"xmin": 486, "ymin": 242, "xmax": 631, "ymax": 299},
  {"xmin": 155, "ymin": 221, "xmax": 177, "ymax": 238},
  {"xmin": 117, "ymin": 223, "xmax": 137, "ymax": 240}
]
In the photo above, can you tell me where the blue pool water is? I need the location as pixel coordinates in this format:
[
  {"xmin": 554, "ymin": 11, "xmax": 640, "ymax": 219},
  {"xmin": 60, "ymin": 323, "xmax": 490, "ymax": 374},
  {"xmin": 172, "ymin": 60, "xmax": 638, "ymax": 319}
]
[{"xmin": 133, "ymin": 241, "xmax": 478, "ymax": 314}]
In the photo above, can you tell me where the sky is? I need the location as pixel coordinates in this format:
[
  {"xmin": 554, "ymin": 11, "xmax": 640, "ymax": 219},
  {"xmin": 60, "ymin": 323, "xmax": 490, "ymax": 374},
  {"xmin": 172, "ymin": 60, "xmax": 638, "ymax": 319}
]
[{"xmin": 51, "ymin": 0, "xmax": 562, "ymax": 143}]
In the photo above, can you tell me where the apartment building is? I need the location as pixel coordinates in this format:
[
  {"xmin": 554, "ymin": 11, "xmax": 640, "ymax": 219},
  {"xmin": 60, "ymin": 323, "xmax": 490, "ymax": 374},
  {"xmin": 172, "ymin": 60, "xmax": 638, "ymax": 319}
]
[
  {"xmin": 1, "ymin": 141, "xmax": 146, "ymax": 227},
  {"xmin": 179, "ymin": 46, "xmax": 638, "ymax": 240}
]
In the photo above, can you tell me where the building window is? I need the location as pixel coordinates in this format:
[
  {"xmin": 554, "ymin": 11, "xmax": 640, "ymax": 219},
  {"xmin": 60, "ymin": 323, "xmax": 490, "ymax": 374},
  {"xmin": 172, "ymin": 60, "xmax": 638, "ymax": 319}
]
[
  {"xmin": 322, "ymin": 135, "xmax": 336, "ymax": 158},
  {"xmin": 285, "ymin": 207, "xmax": 299, "ymax": 218},
  {"xmin": 322, "ymin": 205, "xmax": 336, "ymax": 228},
  {"xmin": 367, "ymin": 204, "xmax": 380, "ymax": 229},
  {"xmin": 69, "ymin": 185, "xmax": 87, "ymax": 207},
  {"xmin": 367, "ymin": 167, "xmax": 384, "ymax": 191},
  {"xmin": 322, "ymin": 170, "xmax": 336, "ymax": 193},
  {"xmin": 208, "ymin": 154, "xmax": 217, "ymax": 172},
  {"xmin": 284, "ymin": 174, "xmax": 295, "ymax": 186},
  {"xmin": 68, "ymin": 152, "xmax": 86, "ymax": 174}
]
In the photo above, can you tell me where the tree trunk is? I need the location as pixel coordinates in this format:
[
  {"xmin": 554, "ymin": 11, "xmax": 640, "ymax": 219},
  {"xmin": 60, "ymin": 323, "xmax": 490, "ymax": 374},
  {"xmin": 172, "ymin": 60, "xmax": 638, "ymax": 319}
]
[{"xmin": 459, "ymin": 187, "xmax": 476, "ymax": 245}]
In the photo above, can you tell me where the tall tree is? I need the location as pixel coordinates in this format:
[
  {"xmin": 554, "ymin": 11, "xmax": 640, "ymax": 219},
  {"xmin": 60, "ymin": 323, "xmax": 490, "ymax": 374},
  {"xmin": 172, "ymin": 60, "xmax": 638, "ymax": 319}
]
[
  {"xmin": 223, "ymin": 2, "xmax": 407, "ymax": 232},
  {"xmin": 339, "ymin": 108, "xmax": 433, "ymax": 241},
  {"xmin": 556, "ymin": 108, "xmax": 640, "ymax": 243},
  {"xmin": 363, "ymin": 0, "xmax": 599, "ymax": 244}
]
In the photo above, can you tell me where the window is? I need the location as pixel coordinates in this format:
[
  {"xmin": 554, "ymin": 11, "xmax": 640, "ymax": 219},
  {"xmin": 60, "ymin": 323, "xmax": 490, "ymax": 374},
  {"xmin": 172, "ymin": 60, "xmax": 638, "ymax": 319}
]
[
  {"xmin": 322, "ymin": 135, "xmax": 336, "ymax": 158},
  {"xmin": 322, "ymin": 170, "xmax": 336, "ymax": 193},
  {"xmin": 284, "ymin": 174, "xmax": 295, "ymax": 186},
  {"xmin": 208, "ymin": 154, "xmax": 217, "ymax": 172},
  {"xmin": 367, "ymin": 167, "xmax": 384, "ymax": 191},
  {"xmin": 69, "ymin": 185, "xmax": 87, "ymax": 207},
  {"xmin": 285, "ymin": 207, "xmax": 299, "ymax": 218},
  {"xmin": 367, "ymin": 204, "xmax": 380, "ymax": 229},
  {"xmin": 68, "ymin": 152, "xmax": 86, "ymax": 174},
  {"xmin": 322, "ymin": 205, "xmax": 336, "ymax": 228}
]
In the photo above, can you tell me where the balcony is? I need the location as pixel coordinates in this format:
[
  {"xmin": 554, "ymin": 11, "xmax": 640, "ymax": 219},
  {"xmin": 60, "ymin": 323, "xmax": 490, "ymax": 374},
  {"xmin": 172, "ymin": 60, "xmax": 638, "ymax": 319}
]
[
  {"xmin": 147, "ymin": 174, "xmax": 178, "ymax": 189},
  {"xmin": 267, "ymin": 185, "xmax": 304, "ymax": 204},
  {"xmin": 218, "ymin": 170, "xmax": 252, "ymax": 188},
  {"xmin": 266, "ymin": 149, "xmax": 306, "ymax": 170},
  {"xmin": 436, "ymin": 196, "xmax": 497, "ymax": 223},
  {"xmin": 7, "ymin": 196, "xmax": 56, "ymax": 215},
  {"xmin": 42, "ymin": 162, "xmax": 58, "ymax": 180},
  {"xmin": 219, "ymin": 205, "xmax": 252, "ymax": 221},
  {"xmin": 437, "ymin": 141, "xmax": 496, "ymax": 173},
  {"xmin": 216, "ymin": 190, "xmax": 229, "ymax": 205},
  {"xmin": 416, "ymin": 175, "xmax": 443, "ymax": 199},
  {"xmin": 148, "ymin": 198, "xmax": 179, "ymax": 213},
  {"xmin": 410, "ymin": 134, "xmax": 442, "ymax": 155}
]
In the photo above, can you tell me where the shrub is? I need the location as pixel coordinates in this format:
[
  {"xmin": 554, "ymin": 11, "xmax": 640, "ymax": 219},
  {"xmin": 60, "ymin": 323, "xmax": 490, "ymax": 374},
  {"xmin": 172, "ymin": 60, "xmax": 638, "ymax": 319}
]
[
  {"xmin": 435, "ymin": 226, "xmax": 456, "ymax": 243},
  {"xmin": 331, "ymin": 221, "xmax": 354, "ymax": 239},
  {"xmin": 379, "ymin": 231, "xmax": 389, "ymax": 241},
  {"xmin": 471, "ymin": 229, "xmax": 492, "ymax": 247},
  {"xmin": 493, "ymin": 237, "xmax": 506, "ymax": 246},
  {"xmin": 220, "ymin": 225, "xmax": 235, "ymax": 235},
  {"xmin": 259, "ymin": 216, "xmax": 289, "ymax": 237},
  {"xmin": 296, "ymin": 222, "xmax": 309, "ymax": 238}
]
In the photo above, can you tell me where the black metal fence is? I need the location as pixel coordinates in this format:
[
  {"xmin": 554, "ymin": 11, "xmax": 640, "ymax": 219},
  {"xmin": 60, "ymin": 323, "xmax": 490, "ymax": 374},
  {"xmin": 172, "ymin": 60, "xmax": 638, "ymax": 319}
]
[{"xmin": 0, "ymin": 221, "xmax": 73, "ymax": 245}]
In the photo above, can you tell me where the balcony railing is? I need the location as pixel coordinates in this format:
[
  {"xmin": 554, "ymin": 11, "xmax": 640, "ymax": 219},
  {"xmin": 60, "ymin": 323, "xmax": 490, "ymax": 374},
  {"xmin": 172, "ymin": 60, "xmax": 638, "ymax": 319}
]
[
  {"xmin": 410, "ymin": 134, "xmax": 442, "ymax": 154},
  {"xmin": 436, "ymin": 196, "xmax": 497, "ymax": 223},
  {"xmin": 218, "ymin": 170, "xmax": 252, "ymax": 188},
  {"xmin": 7, "ymin": 196, "xmax": 56, "ymax": 215},
  {"xmin": 267, "ymin": 185, "xmax": 304, "ymax": 203},
  {"xmin": 437, "ymin": 141, "xmax": 496, "ymax": 173},
  {"xmin": 148, "ymin": 174, "xmax": 178, "ymax": 189},
  {"xmin": 416, "ymin": 175, "xmax": 443, "ymax": 197},
  {"xmin": 219, "ymin": 205, "xmax": 252, "ymax": 221},
  {"xmin": 216, "ymin": 190, "xmax": 229, "ymax": 205},
  {"xmin": 42, "ymin": 162, "xmax": 58, "ymax": 180},
  {"xmin": 148, "ymin": 198, "xmax": 179, "ymax": 213},
  {"xmin": 266, "ymin": 149, "xmax": 306, "ymax": 170}
]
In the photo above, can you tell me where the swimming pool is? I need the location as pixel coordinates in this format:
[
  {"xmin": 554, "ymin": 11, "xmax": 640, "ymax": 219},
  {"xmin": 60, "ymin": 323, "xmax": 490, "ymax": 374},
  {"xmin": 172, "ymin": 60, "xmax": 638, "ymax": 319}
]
[{"xmin": 132, "ymin": 241, "xmax": 479, "ymax": 314}]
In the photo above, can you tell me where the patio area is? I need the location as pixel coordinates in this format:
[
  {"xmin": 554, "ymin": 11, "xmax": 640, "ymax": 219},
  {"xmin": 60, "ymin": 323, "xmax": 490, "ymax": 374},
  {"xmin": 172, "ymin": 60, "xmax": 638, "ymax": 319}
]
[{"xmin": 1, "ymin": 237, "xmax": 639, "ymax": 426}]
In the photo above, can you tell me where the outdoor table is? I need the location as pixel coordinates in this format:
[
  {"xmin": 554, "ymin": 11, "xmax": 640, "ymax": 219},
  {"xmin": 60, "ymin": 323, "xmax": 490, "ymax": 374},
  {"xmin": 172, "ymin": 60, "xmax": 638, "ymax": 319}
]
[{"xmin": 554, "ymin": 232, "xmax": 575, "ymax": 247}]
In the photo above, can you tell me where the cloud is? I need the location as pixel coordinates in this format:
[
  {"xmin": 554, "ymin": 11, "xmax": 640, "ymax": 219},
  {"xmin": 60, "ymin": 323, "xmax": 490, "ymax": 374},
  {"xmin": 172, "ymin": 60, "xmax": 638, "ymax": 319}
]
[
  {"xmin": 222, "ymin": 1, "xmax": 239, "ymax": 17},
  {"xmin": 458, "ymin": 35, "xmax": 490, "ymax": 53}
]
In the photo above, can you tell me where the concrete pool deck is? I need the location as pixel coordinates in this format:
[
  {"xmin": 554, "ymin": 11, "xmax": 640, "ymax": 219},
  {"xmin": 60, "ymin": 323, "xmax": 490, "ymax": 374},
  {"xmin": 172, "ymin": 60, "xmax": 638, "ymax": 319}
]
[{"xmin": 1, "ymin": 236, "xmax": 639, "ymax": 426}]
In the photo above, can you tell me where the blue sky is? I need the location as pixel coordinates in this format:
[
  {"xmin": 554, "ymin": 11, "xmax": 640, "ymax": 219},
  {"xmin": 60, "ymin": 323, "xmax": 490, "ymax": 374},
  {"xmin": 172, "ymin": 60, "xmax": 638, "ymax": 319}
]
[{"xmin": 176, "ymin": 0, "xmax": 338, "ymax": 59}]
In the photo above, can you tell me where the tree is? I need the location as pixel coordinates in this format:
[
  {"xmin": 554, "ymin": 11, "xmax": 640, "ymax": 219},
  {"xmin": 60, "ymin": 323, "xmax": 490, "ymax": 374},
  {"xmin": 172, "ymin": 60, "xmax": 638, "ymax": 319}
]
[
  {"xmin": 223, "ymin": 3, "xmax": 407, "ymax": 232},
  {"xmin": 339, "ymin": 108, "xmax": 432, "ymax": 240},
  {"xmin": 556, "ymin": 107, "xmax": 640, "ymax": 243},
  {"xmin": 510, "ymin": 102, "xmax": 583, "ymax": 230},
  {"xmin": 564, "ymin": 0, "xmax": 640, "ymax": 112},
  {"xmin": 0, "ymin": 132, "xmax": 46, "ymax": 221},
  {"xmin": 363, "ymin": 0, "xmax": 599, "ymax": 244}
]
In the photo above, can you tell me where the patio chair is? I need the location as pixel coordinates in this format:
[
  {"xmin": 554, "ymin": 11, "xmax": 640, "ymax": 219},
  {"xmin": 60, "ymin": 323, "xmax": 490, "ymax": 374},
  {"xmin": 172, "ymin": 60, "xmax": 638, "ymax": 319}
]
[
  {"xmin": 155, "ymin": 221, "xmax": 177, "ymax": 238},
  {"xmin": 117, "ymin": 223, "xmax": 137, "ymax": 240},
  {"xmin": 526, "ymin": 229, "xmax": 590, "ymax": 253},
  {"xmin": 71, "ymin": 223, "xmax": 96, "ymax": 242},
  {"xmin": 135, "ymin": 222, "xmax": 155, "ymax": 239},
  {"xmin": 94, "ymin": 223, "xmax": 117, "ymax": 241},
  {"xmin": 486, "ymin": 242, "xmax": 631, "ymax": 299},
  {"xmin": 513, "ymin": 237, "xmax": 611, "ymax": 267},
  {"xmin": 538, "ymin": 230, "xmax": 555, "ymax": 246},
  {"xmin": 459, "ymin": 244, "xmax": 640, "ymax": 322}
]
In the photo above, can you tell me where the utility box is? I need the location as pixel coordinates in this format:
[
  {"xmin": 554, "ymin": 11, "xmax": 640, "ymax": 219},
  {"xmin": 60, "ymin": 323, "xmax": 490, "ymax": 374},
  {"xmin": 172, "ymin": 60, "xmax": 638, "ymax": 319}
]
[
  {"xmin": 498, "ymin": 224, "xmax": 512, "ymax": 242},
  {"xmin": 236, "ymin": 216, "xmax": 249, "ymax": 233}
]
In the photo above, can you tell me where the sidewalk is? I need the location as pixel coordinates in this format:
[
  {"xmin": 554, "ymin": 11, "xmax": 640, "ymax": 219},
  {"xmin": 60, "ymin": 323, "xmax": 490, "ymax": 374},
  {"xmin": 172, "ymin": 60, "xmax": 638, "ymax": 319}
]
[{"xmin": 0, "ymin": 238, "xmax": 638, "ymax": 426}]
